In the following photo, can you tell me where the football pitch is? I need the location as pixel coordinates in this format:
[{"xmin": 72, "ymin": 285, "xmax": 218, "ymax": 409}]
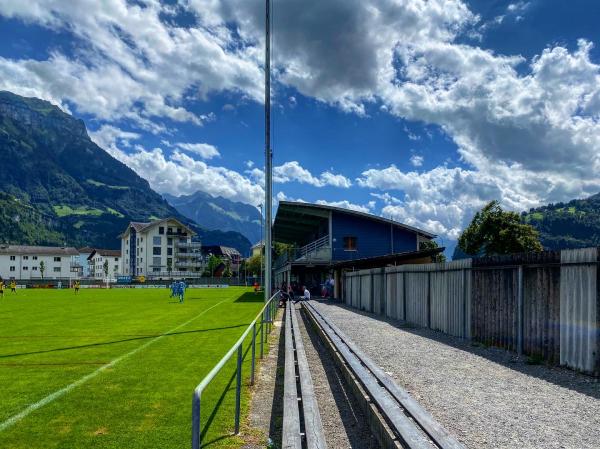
[{"xmin": 0, "ymin": 287, "xmax": 267, "ymax": 449}]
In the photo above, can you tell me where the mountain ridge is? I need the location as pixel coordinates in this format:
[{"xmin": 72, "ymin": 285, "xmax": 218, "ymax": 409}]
[
  {"xmin": 164, "ymin": 191, "xmax": 262, "ymax": 248},
  {"xmin": 0, "ymin": 91, "xmax": 251, "ymax": 254}
]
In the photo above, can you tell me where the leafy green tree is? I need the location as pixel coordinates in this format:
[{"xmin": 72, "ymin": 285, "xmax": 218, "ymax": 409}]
[
  {"xmin": 203, "ymin": 254, "xmax": 222, "ymax": 277},
  {"xmin": 103, "ymin": 259, "xmax": 109, "ymax": 278},
  {"xmin": 223, "ymin": 260, "xmax": 233, "ymax": 278},
  {"xmin": 39, "ymin": 260, "xmax": 45, "ymax": 279},
  {"xmin": 419, "ymin": 240, "xmax": 447, "ymax": 262},
  {"xmin": 458, "ymin": 200, "xmax": 543, "ymax": 256},
  {"xmin": 245, "ymin": 254, "xmax": 263, "ymax": 276}
]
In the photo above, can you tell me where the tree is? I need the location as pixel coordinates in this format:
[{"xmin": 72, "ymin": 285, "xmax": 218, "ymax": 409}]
[
  {"xmin": 202, "ymin": 254, "xmax": 222, "ymax": 277},
  {"xmin": 419, "ymin": 240, "xmax": 446, "ymax": 262},
  {"xmin": 245, "ymin": 254, "xmax": 263, "ymax": 277},
  {"xmin": 223, "ymin": 260, "xmax": 233, "ymax": 278},
  {"xmin": 458, "ymin": 200, "xmax": 543, "ymax": 256},
  {"xmin": 166, "ymin": 259, "xmax": 173, "ymax": 275},
  {"xmin": 103, "ymin": 259, "xmax": 109, "ymax": 278},
  {"xmin": 39, "ymin": 260, "xmax": 45, "ymax": 279}
]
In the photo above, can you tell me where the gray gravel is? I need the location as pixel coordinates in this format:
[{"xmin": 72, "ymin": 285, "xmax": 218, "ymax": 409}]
[
  {"xmin": 310, "ymin": 300, "xmax": 600, "ymax": 449},
  {"xmin": 295, "ymin": 304, "xmax": 378, "ymax": 449}
]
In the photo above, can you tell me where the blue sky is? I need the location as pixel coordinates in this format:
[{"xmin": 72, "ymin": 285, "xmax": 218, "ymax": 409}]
[{"xmin": 1, "ymin": 0, "xmax": 600, "ymax": 256}]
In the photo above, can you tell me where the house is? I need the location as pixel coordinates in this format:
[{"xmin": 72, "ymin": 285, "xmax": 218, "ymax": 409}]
[
  {"xmin": 202, "ymin": 245, "xmax": 242, "ymax": 276},
  {"xmin": 251, "ymin": 241, "xmax": 264, "ymax": 258},
  {"xmin": 0, "ymin": 245, "xmax": 80, "ymax": 280},
  {"xmin": 76, "ymin": 246, "xmax": 94, "ymax": 277},
  {"xmin": 120, "ymin": 218, "xmax": 203, "ymax": 277},
  {"xmin": 87, "ymin": 249, "xmax": 122, "ymax": 280},
  {"xmin": 273, "ymin": 201, "xmax": 438, "ymax": 296}
]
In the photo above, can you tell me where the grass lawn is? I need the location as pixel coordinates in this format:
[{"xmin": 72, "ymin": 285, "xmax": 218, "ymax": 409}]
[{"xmin": 0, "ymin": 287, "xmax": 268, "ymax": 448}]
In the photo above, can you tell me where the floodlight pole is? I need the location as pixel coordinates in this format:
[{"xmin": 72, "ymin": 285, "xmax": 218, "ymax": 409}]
[{"xmin": 264, "ymin": 0, "xmax": 273, "ymax": 303}]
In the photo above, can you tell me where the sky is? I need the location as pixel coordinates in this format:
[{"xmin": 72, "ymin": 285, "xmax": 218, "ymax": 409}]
[{"xmin": 1, "ymin": 0, "xmax": 600, "ymax": 256}]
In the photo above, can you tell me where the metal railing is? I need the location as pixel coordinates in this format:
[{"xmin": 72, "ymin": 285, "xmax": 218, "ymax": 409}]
[{"xmin": 191, "ymin": 291, "xmax": 280, "ymax": 449}]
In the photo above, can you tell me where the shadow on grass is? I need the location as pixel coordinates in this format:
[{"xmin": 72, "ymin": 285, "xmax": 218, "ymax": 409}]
[
  {"xmin": 0, "ymin": 324, "xmax": 250, "ymax": 359},
  {"xmin": 234, "ymin": 292, "xmax": 265, "ymax": 303}
]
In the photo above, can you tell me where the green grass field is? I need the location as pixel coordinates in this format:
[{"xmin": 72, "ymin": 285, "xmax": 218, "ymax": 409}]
[{"xmin": 0, "ymin": 287, "xmax": 267, "ymax": 449}]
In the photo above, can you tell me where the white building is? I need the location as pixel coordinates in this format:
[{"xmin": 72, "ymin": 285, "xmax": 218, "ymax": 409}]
[
  {"xmin": 0, "ymin": 245, "xmax": 80, "ymax": 280},
  {"xmin": 87, "ymin": 249, "xmax": 122, "ymax": 280},
  {"xmin": 76, "ymin": 246, "xmax": 94, "ymax": 277},
  {"xmin": 120, "ymin": 218, "xmax": 203, "ymax": 277}
]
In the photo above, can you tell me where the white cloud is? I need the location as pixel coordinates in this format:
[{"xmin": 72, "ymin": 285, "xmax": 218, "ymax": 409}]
[
  {"xmin": 269, "ymin": 161, "xmax": 352, "ymax": 188},
  {"xmin": 409, "ymin": 155, "xmax": 424, "ymax": 167},
  {"xmin": 175, "ymin": 142, "xmax": 220, "ymax": 159},
  {"xmin": 276, "ymin": 191, "xmax": 373, "ymax": 214},
  {"xmin": 0, "ymin": 0, "xmax": 262, "ymax": 128},
  {"xmin": 91, "ymin": 126, "xmax": 263, "ymax": 205}
]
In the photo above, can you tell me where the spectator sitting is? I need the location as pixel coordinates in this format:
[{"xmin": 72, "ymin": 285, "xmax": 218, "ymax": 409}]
[{"xmin": 294, "ymin": 285, "xmax": 311, "ymax": 303}]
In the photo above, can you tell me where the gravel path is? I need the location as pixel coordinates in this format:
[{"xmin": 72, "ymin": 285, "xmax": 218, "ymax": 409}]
[
  {"xmin": 310, "ymin": 300, "xmax": 600, "ymax": 449},
  {"xmin": 295, "ymin": 304, "xmax": 378, "ymax": 449}
]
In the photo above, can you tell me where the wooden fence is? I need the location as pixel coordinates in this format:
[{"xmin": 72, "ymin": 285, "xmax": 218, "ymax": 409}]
[{"xmin": 342, "ymin": 248, "xmax": 599, "ymax": 376}]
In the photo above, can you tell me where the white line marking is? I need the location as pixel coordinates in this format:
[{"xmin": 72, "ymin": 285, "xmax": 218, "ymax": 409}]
[{"xmin": 0, "ymin": 298, "xmax": 230, "ymax": 432}]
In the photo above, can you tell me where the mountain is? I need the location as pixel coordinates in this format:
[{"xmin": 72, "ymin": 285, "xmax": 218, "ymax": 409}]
[
  {"xmin": 0, "ymin": 91, "xmax": 251, "ymax": 255},
  {"xmin": 522, "ymin": 193, "xmax": 600, "ymax": 250},
  {"xmin": 164, "ymin": 191, "xmax": 262, "ymax": 246}
]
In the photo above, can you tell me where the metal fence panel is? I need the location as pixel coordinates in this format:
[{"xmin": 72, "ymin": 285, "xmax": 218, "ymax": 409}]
[
  {"xmin": 560, "ymin": 248, "xmax": 598, "ymax": 374},
  {"xmin": 360, "ymin": 272, "xmax": 372, "ymax": 312},
  {"xmin": 372, "ymin": 269, "xmax": 385, "ymax": 316}
]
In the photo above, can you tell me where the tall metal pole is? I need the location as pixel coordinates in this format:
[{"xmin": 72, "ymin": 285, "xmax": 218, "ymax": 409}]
[{"xmin": 264, "ymin": 0, "xmax": 273, "ymax": 303}]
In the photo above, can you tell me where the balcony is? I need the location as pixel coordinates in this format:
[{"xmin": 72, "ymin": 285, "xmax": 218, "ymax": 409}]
[
  {"xmin": 175, "ymin": 260, "xmax": 205, "ymax": 269},
  {"xmin": 176, "ymin": 252, "xmax": 202, "ymax": 258},
  {"xmin": 176, "ymin": 241, "xmax": 202, "ymax": 249},
  {"xmin": 274, "ymin": 235, "xmax": 331, "ymax": 269}
]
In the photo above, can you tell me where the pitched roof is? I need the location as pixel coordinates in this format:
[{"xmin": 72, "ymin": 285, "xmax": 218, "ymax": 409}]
[
  {"xmin": 0, "ymin": 245, "xmax": 78, "ymax": 256},
  {"xmin": 120, "ymin": 218, "xmax": 196, "ymax": 238},
  {"xmin": 274, "ymin": 201, "xmax": 436, "ymax": 243}
]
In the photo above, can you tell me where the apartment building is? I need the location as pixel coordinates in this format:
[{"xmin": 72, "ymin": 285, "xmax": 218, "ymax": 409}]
[
  {"xmin": 120, "ymin": 218, "xmax": 203, "ymax": 277},
  {"xmin": 87, "ymin": 249, "xmax": 122, "ymax": 280},
  {"xmin": 0, "ymin": 245, "xmax": 79, "ymax": 280}
]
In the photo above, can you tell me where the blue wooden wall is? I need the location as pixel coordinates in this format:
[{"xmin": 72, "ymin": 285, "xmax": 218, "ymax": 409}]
[{"xmin": 331, "ymin": 211, "xmax": 418, "ymax": 261}]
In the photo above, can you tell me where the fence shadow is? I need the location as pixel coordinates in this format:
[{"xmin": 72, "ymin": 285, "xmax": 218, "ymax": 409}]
[
  {"xmin": 234, "ymin": 292, "xmax": 265, "ymax": 303},
  {"xmin": 314, "ymin": 300, "xmax": 600, "ymax": 401},
  {"xmin": 0, "ymin": 324, "xmax": 250, "ymax": 359}
]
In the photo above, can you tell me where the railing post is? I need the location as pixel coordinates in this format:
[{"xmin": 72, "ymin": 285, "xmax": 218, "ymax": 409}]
[
  {"xmin": 234, "ymin": 345, "xmax": 243, "ymax": 434},
  {"xmin": 192, "ymin": 391, "xmax": 201, "ymax": 449},
  {"xmin": 260, "ymin": 311, "xmax": 264, "ymax": 359},
  {"xmin": 251, "ymin": 322, "xmax": 257, "ymax": 385}
]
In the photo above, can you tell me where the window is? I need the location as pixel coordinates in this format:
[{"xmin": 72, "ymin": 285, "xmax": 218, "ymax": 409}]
[
  {"xmin": 114, "ymin": 265, "xmax": 119, "ymax": 271},
  {"xmin": 167, "ymin": 247, "xmax": 173, "ymax": 256},
  {"xmin": 153, "ymin": 267, "xmax": 160, "ymax": 272},
  {"xmin": 23, "ymin": 266, "xmax": 28, "ymax": 271},
  {"xmin": 32, "ymin": 266, "xmax": 38, "ymax": 271},
  {"xmin": 167, "ymin": 238, "xmax": 173, "ymax": 245},
  {"xmin": 153, "ymin": 236, "xmax": 161, "ymax": 245},
  {"xmin": 153, "ymin": 247, "xmax": 161, "ymax": 255},
  {"xmin": 140, "ymin": 237, "xmax": 143, "ymax": 243},
  {"xmin": 23, "ymin": 256, "xmax": 28, "ymax": 260},
  {"xmin": 343, "ymin": 236, "xmax": 358, "ymax": 251},
  {"xmin": 152, "ymin": 256, "xmax": 161, "ymax": 265},
  {"xmin": 158, "ymin": 226, "xmax": 164, "ymax": 235},
  {"xmin": 54, "ymin": 257, "xmax": 61, "ymax": 262},
  {"xmin": 168, "ymin": 227, "xmax": 173, "ymax": 234},
  {"xmin": 32, "ymin": 256, "xmax": 38, "ymax": 260},
  {"xmin": 9, "ymin": 255, "xmax": 15, "ymax": 261},
  {"xmin": 137, "ymin": 238, "xmax": 139, "ymax": 245},
  {"xmin": 54, "ymin": 267, "xmax": 61, "ymax": 272},
  {"xmin": 9, "ymin": 266, "xmax": 15, "ymax": 272},
  {"xmin": 140, "ymin": 247, "xmax": 143, "ymax": 253}
]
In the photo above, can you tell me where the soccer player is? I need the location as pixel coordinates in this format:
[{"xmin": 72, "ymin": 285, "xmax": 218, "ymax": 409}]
[
  {"xmin": 178, "ymin": 281, "xmax": 185, "ymax": 304},
  {"xmin": 10, "ymin": 280, "xmax": 16, "ymax": 294},
  {"xmin": 0, "ymin": 280, "xmax": 4, "ymax": 298},
  {"xmin": 170, "ymin": 281, "xmax": 177, "ymax": 298},
  {"xmin": 74, "ymin": 280, "xmax": 80, "ymax": 294}
]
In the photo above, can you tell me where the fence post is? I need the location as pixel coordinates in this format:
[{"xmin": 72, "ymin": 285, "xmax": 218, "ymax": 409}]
[
  {"xmin": 427, "ymin": 271, "xmax": 432, "ymax": 329},
  {"xmin": 260, "ymin": 311, "xmax": 264, "ymax": 359},
  {"xmin": 517, "ymin": 265, "xmax": 524, "ymax": 356},
  {"xmin": 192, "ymin": 392, "xmax": 201, "ymax": 449},
  {"xmin": 402, "ymin": 271, "xmax": 407, "ymax": 321},
  {"xmin": 251, "ymin": 323, "xmax": 257, "ymax": 385},
  {"xmin": 234, "ymin": 344, "xmax": 243, "ymax": 434}
]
